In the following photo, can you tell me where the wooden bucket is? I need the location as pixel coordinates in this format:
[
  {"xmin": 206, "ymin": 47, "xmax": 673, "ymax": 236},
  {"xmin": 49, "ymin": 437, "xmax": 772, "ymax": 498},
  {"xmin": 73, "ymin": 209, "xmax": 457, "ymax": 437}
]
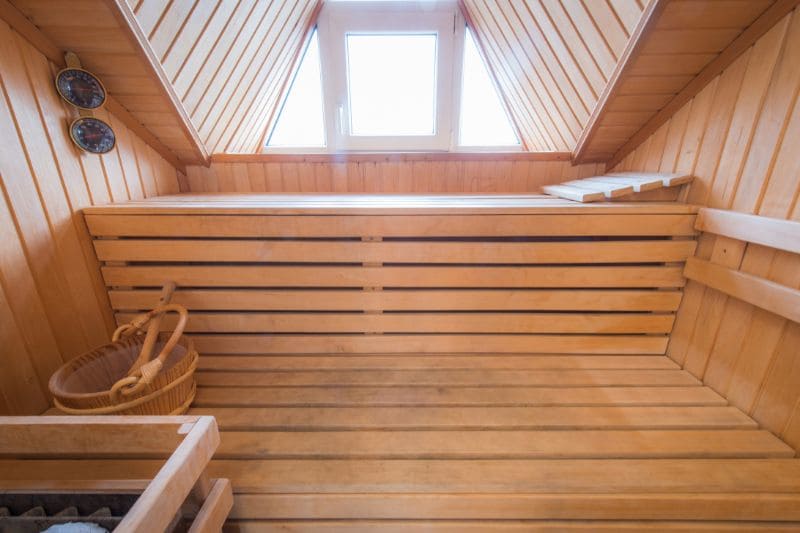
[{"xmin": 49, "ymin": 304, "xmax": 198, "ymax": 415}]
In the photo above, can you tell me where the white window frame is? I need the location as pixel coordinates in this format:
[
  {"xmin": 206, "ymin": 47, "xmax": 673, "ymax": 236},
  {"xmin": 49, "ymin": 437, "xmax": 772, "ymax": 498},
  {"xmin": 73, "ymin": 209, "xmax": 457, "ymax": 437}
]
[{"xmin": 318, "ymin": 0, "xmax": 463, "ymax": 152}]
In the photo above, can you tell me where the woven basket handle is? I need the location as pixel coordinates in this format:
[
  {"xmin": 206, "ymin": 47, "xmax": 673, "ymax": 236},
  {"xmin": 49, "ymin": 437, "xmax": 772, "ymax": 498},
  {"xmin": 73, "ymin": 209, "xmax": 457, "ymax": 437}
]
[
  {"xmin": 109, "ymin": 303, "xmax": 189, "ymax": 401},
  {"xmin": 128, "ymin": 282, "xmax": 176, "ymax": 377}
]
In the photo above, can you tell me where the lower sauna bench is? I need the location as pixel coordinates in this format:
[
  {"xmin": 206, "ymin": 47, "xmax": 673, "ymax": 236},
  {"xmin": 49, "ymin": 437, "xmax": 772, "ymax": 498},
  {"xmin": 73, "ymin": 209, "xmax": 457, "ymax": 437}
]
[{"xmin": 76, "ymin": 194, "xmax": 800, "ymax": 531}]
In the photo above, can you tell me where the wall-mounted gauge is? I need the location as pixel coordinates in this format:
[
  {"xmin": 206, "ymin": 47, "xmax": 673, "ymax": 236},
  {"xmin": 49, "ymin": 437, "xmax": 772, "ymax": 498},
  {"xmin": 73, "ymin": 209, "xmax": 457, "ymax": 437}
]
[
  {"xmin": 69, "ymin": 117, "xmax": 116, "ymax": 154},
  {"xmin": 55, "ymin": 67, "xmax": 107, "ymax": 110}
]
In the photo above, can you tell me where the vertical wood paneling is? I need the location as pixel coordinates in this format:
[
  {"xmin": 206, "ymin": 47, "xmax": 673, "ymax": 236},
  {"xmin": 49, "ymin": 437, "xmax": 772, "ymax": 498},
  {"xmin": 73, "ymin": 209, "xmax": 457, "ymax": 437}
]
[
  {"xmin": 0, "ymin": 18, "xmax": 181, "ymax": 415},
  {"xmin": 185, "ymin": 158, "xmax": 606, "ymax": 194},
  {"xmin": 613, "ymin": 8, "xmax": 800, "ymax": 452},
  {"xmin": 131, "ymin": 0, "xmax": 319, "ymax": 154},
  {"xmin": 462, "ymin": 0, "xmax": 645, "ymax": 151}
]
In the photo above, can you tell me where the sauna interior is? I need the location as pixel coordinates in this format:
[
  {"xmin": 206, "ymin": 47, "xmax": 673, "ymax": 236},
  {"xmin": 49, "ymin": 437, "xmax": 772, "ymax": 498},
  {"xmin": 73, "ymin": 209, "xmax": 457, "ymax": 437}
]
[{"xmin": 1, "ymin": 0, "xmax": 800, "ymax": 530}]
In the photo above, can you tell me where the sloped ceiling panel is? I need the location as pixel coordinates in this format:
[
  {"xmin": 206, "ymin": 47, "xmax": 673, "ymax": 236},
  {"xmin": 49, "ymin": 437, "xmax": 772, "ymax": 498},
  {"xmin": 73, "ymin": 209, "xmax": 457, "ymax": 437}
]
[
  {"xmin": 129, "ymin": 0, "xmax": 319, "ymax": 154},
  {"xmin": 461, "ymin": 0, "xmax": 647, "ymax": 151}
]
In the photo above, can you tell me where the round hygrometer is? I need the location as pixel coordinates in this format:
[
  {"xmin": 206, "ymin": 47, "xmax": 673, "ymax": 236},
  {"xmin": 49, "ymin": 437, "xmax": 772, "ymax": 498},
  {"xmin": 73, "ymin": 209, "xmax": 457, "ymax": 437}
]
[
  {"xmin": 69, "ymin": 117, "xmax": 116, "ymax": 154},
  {"xmin": 55, "ymin": 68, "xmax": 107, "ymax": 110}
]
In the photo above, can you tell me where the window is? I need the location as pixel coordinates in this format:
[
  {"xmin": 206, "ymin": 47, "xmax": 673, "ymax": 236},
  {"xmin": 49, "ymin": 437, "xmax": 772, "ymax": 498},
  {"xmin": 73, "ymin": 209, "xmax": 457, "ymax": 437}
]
[
  {"xmin": 265, "ymin": 1, "xmax": 521, "ymax": 153},
  {"xmin": 319, "ymin": 0, "xmax": 460, "ymax": 151},
  {"xmin": 459, "ymin": 28, "xmax": 519, "ymax": 148},
  {"xmin": 265, "ymin": 29, "xmax": 326, "ymax": 150}
]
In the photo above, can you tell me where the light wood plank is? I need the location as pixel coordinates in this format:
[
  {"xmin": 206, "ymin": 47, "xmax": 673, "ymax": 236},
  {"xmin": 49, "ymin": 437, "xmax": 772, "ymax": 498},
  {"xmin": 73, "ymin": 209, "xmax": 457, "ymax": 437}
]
[
  {"xmin": 193, "ymin": 385, "xmax": 723, "ymax": 407},
  {"xmin": 697, "ymin": 208, "xmax": 800, "ymax": 254},
  {"xmin": 101, "ymin": 265, "xmax": 688, "ymax": 288},
  {"xmin": 189, "ymin": 334, "xmax": 669, "ymax": 354},
  {"xmin": 191, "ymin": 406, "xmax": 750, "ymax": 431},
  {"xmin": 214, "ymin": 429, "xmax": 793, "ymax": 459},
  {"xmin": 684, "ymin": 257, "xmax": 800, "ymax": 324},
  {"xmin": 228, "ymin": 492, "xmax": 800, "ymax": 521},
  {"xmin": 85, "ymin": 213, "xmax": 698, "ymax": 237},
  {"xmin": 94, "ymin": 239, "xmax": 697, "ymax": 263},
  {"xmin": 109, "ymin": 289, "xmax": 683, "ymax": 312},
  {"xmin": 542, "ymin": 184, "xmax": 606, "ymax": 202},
  {"xmin": 197, "ymin": 355, "xmax": 679, "ymax": 371},
  {"xmin": 195, "ymin": 369, "xmax": 696, "ymax": 387},
  {"xmin": 117, "ymin": 312, "xmax": 675, "ymax": 334}
]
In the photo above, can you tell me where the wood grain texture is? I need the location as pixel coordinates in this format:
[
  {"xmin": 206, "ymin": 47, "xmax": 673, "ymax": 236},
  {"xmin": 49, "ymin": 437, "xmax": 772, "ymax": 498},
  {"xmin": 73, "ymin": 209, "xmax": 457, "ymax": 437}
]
[
  {"xmin": 5, "ymin": 0, "xmax": 207, "ymax": 165},
  {"xmin": 613, "ymin": 6, "xmax": 800, "ymax": 452},
  {"xmin": 461, "ymin": 0, "xmax": 646, "ymax": 151},
  {"xmin": 184, "ymin": 158, "xmax": 606, "ymax": 193},
  {"xmin": 127, "ymin": 0, "xmax": 320, "ymax": 154},
  {"xmin": 577, "ymin": 0, "xmax": 782, "ymax": 163},
  {"xmin": 0, "ymin": 17, "xmax": 180, "ymax": 415}
]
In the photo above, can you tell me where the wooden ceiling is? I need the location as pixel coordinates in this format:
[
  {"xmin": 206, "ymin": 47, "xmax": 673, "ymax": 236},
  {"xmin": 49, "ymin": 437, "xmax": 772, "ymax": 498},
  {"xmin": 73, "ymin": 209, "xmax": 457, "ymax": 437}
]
[
  {"xmin": 7, "ymin": 0, "xmax": 208, "ymax": 166},
  {"xmin": 3, "ymin": 0, "xmax": 795, "ymax": 164},
  {"xmin": 575, "ymin": 0, "xmax": 789, "ymax": 163},
  {"xmin": 128, "ymin": 0, "xmax": 320, "ymax": 155},
  {"xmin": 462, "ymin": 0, "xmax": 647, "ymax": 151}
]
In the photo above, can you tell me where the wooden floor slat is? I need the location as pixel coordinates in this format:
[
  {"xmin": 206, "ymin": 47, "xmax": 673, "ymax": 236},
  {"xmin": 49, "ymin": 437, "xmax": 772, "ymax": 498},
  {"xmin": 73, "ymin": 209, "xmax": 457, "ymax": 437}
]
[
  {"xmin": 190, "ymin": 334, "xmax": 670, "ymax": 354},
  {"xmin": 195, "ymin": 369, "xmax": 698, "ymax": 387},
  {"xmin": 208, "ymin": 459, "xmax": 800, "ymax": 494},
  {"xmin": 191, "ymin": 406, "xmax": 755, "ymax": 430},
  {"xmin": 193, "ymin": 386, "xmax": 725, "ymax": 407},
  {"xmin": 223, "ymin": 520, "xmax": 800, "ymax": 532},
  {"xmin": 116, "ymin": 312, "xmax": 677, "ymax": 334},
  {"xmin": 215, "ymin": 429, "xmax": 793, "ymax": 459},
  {"xmin": 4, "ymin": 459, "xmax": 800, "ymax": 493},
  {"xmin": 197, "ymin": 355, "xmax": 681, "ymax": 371},
  {"xmin": 228, "ymin": 493, "xmax": 800, "ymax": 521}
]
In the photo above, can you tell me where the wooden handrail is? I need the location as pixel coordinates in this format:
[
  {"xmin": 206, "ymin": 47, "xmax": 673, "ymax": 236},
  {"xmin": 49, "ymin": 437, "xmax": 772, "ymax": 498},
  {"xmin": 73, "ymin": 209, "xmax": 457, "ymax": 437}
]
[{"xmin": 696, "ymin": 208, "xmax": 800, "ymax": 255}]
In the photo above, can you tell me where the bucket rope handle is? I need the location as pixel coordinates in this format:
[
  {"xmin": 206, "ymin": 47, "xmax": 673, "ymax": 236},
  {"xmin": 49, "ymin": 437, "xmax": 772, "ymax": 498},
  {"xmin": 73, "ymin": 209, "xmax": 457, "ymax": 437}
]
[{"xmin": 109, "ymin": 304, "xmax": 189, "ymax": 401}]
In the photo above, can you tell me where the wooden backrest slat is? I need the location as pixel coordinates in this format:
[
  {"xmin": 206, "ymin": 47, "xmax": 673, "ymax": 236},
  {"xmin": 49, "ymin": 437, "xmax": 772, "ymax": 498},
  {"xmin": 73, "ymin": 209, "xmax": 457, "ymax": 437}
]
[{"xmin": 696, "ymin": 208, "xmax": 800, "ymax": 254}]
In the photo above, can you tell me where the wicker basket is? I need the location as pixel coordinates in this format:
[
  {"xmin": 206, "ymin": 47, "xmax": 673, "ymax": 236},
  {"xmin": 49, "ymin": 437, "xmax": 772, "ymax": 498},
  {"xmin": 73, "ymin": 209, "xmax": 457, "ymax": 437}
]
[{"xmin": 49, "ymin": 304, "xmax": 198, "ymax": 415}]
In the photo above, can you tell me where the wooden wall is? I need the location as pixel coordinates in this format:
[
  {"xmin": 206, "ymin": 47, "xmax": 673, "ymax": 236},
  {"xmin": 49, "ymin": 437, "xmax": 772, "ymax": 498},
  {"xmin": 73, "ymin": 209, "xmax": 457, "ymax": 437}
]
[
  {"xmin": 0, "ymin": 18, "xmax": 181, "ymax": 415},
  {"xmin": 185, "ymin": 156, "xmax": 605, "ymax": 193},
  {"xmin": 462, "ymin": 0, "xmax": 645, "ymax": 151},
  {"xmin": 614, "ymin": 7, "xmax": 800, "ymax": 451},
  {"xmin": 128, "ymin": 0, "xmax": 319, "ymax": 154}
]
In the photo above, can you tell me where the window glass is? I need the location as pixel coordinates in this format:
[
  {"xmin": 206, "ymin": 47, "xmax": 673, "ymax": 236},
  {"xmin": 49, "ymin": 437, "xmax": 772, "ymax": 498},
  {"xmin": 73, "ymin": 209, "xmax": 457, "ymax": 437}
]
[
  {"xmin": 346, "ymin": 33, "xmax": 437, "ymax": 136},
  {"xmin": 459, "ymin": 28, "xmax": 519, "ymax": 147},
  {"xmin": 266, "ymin": 29, "xmax": 326, "ymax": 148}
]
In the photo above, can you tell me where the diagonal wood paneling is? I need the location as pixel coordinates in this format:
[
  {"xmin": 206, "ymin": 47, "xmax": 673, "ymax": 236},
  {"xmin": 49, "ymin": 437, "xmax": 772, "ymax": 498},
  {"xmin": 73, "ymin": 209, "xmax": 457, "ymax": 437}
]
[
  {"xmin": 612, "ymin": 5, "xmax": 800, "ymax": 451},
  {"xmin": 129, "ymin": 0, "xmax": 320, "ymax": 154},
  {"xmin": 461, "ymin": 0, "xmax": 647, "ymax": 151},
  {"xmin": 576, "ymin": 0, "xmax": 787, "ymax": 163},
  {"xmin": 2, "ymin": 0, "xmax": 207, "ymax": 167}
]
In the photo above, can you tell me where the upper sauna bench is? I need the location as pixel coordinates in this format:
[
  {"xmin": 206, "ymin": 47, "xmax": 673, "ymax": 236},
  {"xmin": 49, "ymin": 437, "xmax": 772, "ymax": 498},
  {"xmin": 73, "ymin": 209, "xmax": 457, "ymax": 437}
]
[{"xmin": 82, "ymin": 193, "xmax": 699, "ymax": 215}]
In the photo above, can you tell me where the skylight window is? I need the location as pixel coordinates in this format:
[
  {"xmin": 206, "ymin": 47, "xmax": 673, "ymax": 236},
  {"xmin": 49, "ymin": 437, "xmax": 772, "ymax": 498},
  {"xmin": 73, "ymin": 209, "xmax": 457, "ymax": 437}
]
[
  {"xmin": 459, "ymin": 28, "xmax": 519, "ymax": 147},
  {"xmin": 266, "ymin": 29, "xmax": 325, "ymax": 149},
  {"xmin": 346, "ymin": 34, "xmax": 437, "ymax": 136}
]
